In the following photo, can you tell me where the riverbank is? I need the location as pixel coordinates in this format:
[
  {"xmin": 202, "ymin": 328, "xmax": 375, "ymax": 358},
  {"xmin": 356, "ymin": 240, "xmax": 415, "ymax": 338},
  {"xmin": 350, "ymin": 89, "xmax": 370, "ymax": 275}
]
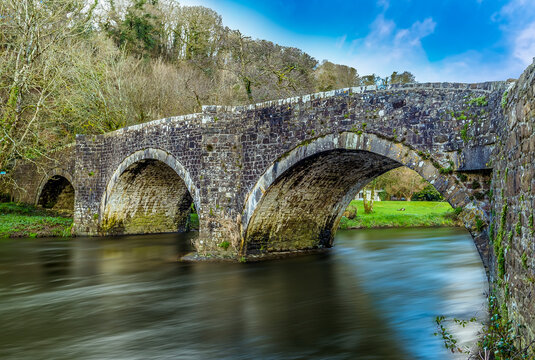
[
  {"xmin": 0, "ymin": 203, "xmax": 73, "ymax": 238},
  {"xmin": 1, "ymin": 200, "xmax": 458, "ymax": 238},
  {"xmin": 339, "ymin": 200, "xmax": 461, "ymax": 229}
]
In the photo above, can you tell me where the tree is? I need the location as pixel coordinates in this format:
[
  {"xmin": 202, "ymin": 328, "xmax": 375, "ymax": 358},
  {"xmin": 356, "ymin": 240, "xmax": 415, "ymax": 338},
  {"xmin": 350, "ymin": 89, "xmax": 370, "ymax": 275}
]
[
  {"xmin": 411, "ymin": 185, "xmax": 444, "ymax": 201},
  {"xmin": 222, "ymin": 31, "xmax": 317, "ymax": 103},
  {"xmin": 2, "ymin": 0, "xmax": 392, "ymax": 193},
  {"xmin": 0, "ymin": 0, "xmax": 96, "ymax": 173},
  {"xmin": 362, "ymin": 179, "xmax": 377, "ymax": 213},
  {"xmin": 167, "ymin": 5, "xmax": 224, "ymax": 67},
  {"xmin": 375, "ymin": 167, "xmax": 428, "ymax": 201},
  {"xmin": 358, "ymin": 74, "xmax": 381, "ymax": 86},
  {"xmin": 357, "ymin": 71, "xmax": 416, "ymax": 87},
  {"xmin": 389, "ymin": 71, "xmax": 416, "ymax": 84},
  {"xmin": 224, "ymin": 30, "xmax": 257, "ymax": 102},
  {"xmin": 314, "ymin": 60, "xmax": 359, "ymax": 91},
  {"xmin": 104, "ymin": 0, "xmax": 165, "ymax": 58}
]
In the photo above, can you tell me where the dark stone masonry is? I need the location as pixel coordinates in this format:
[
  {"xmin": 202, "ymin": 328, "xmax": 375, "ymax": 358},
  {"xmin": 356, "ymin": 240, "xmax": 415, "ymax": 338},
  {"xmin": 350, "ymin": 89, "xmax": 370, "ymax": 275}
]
[
  {"xmin": 490, "ymin": 62, "xmax": 535, "ymax": 342},
  {"xmin": 10, "ymin": 62, "xmax": 535, "ymax": 347}
]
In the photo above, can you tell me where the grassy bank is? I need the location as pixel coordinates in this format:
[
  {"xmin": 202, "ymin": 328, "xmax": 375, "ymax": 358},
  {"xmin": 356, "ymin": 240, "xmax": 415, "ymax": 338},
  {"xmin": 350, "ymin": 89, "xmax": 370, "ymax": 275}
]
[
  {"xmin": 0, "ymin": 203, "xmax": 73, "ymax": 238},
  {"xmin": 0, "ymin": 200, "xmax": 457, "ymax": 238},
  {"xmin": 339, "ymin": 200, "xmax": 460, "ymax": 229}
]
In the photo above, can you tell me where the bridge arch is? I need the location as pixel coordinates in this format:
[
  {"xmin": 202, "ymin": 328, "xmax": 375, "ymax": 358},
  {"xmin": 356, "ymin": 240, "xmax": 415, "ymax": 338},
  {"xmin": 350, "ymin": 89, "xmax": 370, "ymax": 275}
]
[
  {"xmin": 99, "ymin": 148, "xmax": 200, "ymax": 235},
  {"xmin": 241, "ymin": 132, "xmax": 488, "ymax": 263},
  {"xmin": 36, "ymin": 168, "xmax": 75, "ymax": 211}
]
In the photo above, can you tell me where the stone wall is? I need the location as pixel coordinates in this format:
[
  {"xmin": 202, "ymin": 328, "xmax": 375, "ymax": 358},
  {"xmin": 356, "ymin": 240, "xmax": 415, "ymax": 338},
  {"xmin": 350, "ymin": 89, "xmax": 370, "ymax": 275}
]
[
  {"xmin": 10, "ymin": 144, "xmax": 76, "ymax": 206},
  {"xmin": 9, "ymin": 82, "xmax": 509, "ymax": 265},
  {"xmin": 9, "ymin": 82, "xmax": 509, "ymax": 263},
  {"xmin": 73, "ymin": 117, "xmax": 202, "ymax": 235},
  {"xmin": 203, "ymin": 82, "xmax": 506, "ymax": 264},
  {"xmin": 244, "ymin": 149, "xmax": 400, "ymax": 253},
  {"xmin": 37, "ymin": 175, "xmax": 75, "ymax": 211},
  {"xmin": 239, "ymin": 130, "xmax": 499, "ymax": 261},
  {"xmin": 490, "ymin": 61, "xmax": 535, "ymax": 346},
  {"xmin": 100, "ymin": 159, "xmax": 193, "ymax": 235},
  {"xmin": 62, "ymin": 81, "xmax": 506, "ymax": 266}
]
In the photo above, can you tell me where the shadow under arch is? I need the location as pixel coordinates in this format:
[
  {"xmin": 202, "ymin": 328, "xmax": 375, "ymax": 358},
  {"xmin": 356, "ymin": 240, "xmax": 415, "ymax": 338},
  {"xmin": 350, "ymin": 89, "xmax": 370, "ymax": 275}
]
[
  {"xmin": 36, "ymin": 168, "xmax": 75, "ymax": 211},
  {"xmin": 241, "ymin": 132, "xmax": 488, "ymax": 266},
  {"xmin": 99, "ymin": 148, "xmax": 200, "ymax": 235}
]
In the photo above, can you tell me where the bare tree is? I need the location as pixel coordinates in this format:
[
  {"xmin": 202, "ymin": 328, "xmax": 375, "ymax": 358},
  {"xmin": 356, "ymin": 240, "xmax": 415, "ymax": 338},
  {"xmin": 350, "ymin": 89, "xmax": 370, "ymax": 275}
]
[
  {"xmin": 0, "ymin": 0, "xmax": 96, "ymax": 172},
  {"xmin": 0, "ymin": 0, "xmax": 419, "ymax": 195},
  {"xmin": 376, "ymin": 167, "xmax": 427, "ymax": 201},
  {"xmin": 314, "ymin": 60, "xmax": 359, "ymax": 91}
]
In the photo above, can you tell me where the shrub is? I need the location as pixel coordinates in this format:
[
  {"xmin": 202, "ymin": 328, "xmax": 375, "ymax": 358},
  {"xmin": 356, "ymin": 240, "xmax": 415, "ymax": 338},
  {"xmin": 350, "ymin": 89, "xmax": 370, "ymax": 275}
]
[
  {"xmin": 342, "ymin": 204, "xmax": 357, "ymax": 219},
  {"xmin": 411, "ymin": 185, "xmax": 444, "ymax": 201}
]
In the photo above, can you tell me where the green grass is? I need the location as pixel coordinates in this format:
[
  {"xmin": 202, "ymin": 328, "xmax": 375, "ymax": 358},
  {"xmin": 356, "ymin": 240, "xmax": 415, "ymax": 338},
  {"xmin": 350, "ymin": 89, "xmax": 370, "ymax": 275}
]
[
  {"xmin": 339, "ymin": 200, "xmax": 460, "ymax": 229},
  {"xmin": 189, "ymin": 213, "xmax": 199, "ymax": 230},
  {"xmin": 0, "ymin": 202, "xmax": 73, "ymax": 238},
  {"xmin": 0, "ymin": 201, "xmax": 457, "ymax": 238}
]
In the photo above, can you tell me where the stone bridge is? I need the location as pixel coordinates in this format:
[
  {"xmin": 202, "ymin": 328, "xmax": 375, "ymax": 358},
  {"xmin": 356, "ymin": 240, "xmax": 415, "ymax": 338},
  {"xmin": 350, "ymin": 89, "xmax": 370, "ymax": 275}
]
[
  {"xmin": 13, "ymin": 81, "xmax": 509, "ymax": 266},
  {"xmin": 10, "ymin": 61, "xmax": 535, "ymax": 350}
]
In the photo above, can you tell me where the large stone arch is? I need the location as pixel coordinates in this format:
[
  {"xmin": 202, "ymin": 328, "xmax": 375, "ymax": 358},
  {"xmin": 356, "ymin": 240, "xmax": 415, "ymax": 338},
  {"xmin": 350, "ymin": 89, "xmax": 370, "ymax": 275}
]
[
  {"xmin": 241, "ymin": 132, "xmax": 489, "ymax": 267},
  {"xmin": 99, "ymin": 148, "xmax": 200, "ymax": 235},
  {"xmin": 36, "ymin": 168, "xmax": 75, "ymax": 211}
]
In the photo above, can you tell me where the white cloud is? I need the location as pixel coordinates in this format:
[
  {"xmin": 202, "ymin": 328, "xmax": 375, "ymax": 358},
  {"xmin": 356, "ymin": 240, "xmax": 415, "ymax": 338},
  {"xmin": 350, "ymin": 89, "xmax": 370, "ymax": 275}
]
[
  {"xmin": 394, "ymin": 18, "xmax": 435, "ymax": 47},
  {"xmin": 341, "ymin": 0, "xmax": 535, "ymax": 82},
  {"xmin": 417, "ymin": 52, "xmax": 524, "ymax": 83},
  {"xmin": 514, "ymin": 22, "xmax": 535, "ymax": 66},
  {"xmin": 494, "ymin": 1, "xmax": 535, "ymax": 70},
  {"xmin": 377, "ymin": 0, "xmax": 390, "ymax": 11},
  {"xmin": 496, "ymin": 0, "xmax": 533, "ymax": 18},
  {"xmin": 347, "ymin": 14, "xmax": 436, "ymax": 80},
  {"xmin": 335, "ymin": 35, "xmax": 347, "ymax": 49},
  {"xmin": 368, "ymin": 14, "xmax": 396, "ymax": 41},
  {"xmin": 175, "ymin": 0, "xmax": 535, "ymax": 82}
]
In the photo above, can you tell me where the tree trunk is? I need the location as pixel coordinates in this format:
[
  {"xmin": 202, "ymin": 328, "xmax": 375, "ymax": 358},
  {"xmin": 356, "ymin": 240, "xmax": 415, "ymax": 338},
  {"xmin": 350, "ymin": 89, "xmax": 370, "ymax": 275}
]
[{"xmin": 363, "ymin": 187, "xmax": 375, "ymax": 214}]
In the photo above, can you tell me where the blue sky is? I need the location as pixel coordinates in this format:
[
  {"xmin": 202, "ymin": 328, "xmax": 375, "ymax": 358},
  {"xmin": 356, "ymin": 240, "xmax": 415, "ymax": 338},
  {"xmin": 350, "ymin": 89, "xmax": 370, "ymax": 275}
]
[{"xmin": 179, "ymin": 0, "xmax": 535, "ymax": 82}]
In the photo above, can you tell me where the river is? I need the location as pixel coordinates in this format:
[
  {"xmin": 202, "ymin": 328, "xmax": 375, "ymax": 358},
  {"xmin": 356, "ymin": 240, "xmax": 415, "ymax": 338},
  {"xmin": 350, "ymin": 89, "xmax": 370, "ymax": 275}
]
[{"xmin": 0, "ymin": 227, "xmax": 487, "ymax": 359}]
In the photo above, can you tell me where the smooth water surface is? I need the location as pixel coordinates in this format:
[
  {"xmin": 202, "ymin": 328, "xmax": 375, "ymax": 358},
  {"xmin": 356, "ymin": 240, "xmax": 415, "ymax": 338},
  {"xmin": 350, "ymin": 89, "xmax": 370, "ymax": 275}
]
[{"xmin": 0, "ymin": 228, "xmax": 487, "ymax": 359}]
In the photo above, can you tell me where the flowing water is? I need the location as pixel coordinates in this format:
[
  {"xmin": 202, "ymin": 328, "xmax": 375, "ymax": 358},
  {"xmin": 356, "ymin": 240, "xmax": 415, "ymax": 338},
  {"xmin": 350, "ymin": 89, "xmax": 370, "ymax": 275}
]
[{"xmin": 0, "ymin": 227, "xmax": 487, "ymax": 360}]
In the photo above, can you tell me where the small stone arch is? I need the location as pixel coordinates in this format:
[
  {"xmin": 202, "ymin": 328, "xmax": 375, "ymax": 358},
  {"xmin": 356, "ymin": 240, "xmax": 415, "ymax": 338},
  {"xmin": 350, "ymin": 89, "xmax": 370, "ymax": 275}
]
[
  {"xmin": 99, "ymin": 148, "xmax": 200, "ymax": 235},
  {"xmin": 241, "ymin": 132, "xmax": 489, "ymax": 266},
  {"xmin": 35, "ymin": 168, "xmax": 75, "ymax": 211}
]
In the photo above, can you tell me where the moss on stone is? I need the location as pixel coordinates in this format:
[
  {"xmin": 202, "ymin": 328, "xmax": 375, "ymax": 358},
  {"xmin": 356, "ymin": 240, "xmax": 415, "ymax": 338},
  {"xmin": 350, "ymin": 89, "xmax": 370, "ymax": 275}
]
[
  {"xmin": 494, "ymin": 204, "xmax": 508, "ymax": 279},
  {"xmin": 468, "ymin": 95, "xmax": 488, "ymax": 107},
  {"xmin": 501, "ymin": 90, "xmax": 509, "ymax": 109},
  {"xmin": 522, "ymin": 252, "xmax": 528, "ymax": 270}
]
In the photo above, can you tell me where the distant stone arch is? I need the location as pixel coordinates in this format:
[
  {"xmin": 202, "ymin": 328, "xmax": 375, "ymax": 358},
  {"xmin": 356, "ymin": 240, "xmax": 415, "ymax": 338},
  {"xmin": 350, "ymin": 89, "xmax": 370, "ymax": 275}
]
[
  {"xmin": 99, "ymin": 148, "xmax": 200, "ymax": 235},
  {"xmin": 241, "ymin": 132, "xmax": 488, "ymax": 264},
  {"xmin": 36, "ymin": 168, "xmax": 75, "ymax": 211}
]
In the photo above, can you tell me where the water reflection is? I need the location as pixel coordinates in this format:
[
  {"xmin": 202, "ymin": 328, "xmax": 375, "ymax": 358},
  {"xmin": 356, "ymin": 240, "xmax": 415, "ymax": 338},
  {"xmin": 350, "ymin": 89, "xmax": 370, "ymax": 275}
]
[
  {"xmin": 0, "ymin": 228, "xmax": 486, "ymax": 359},
  {"xmin": 37, "ymin": 244, "xmax": 71, "ymax": 281}
]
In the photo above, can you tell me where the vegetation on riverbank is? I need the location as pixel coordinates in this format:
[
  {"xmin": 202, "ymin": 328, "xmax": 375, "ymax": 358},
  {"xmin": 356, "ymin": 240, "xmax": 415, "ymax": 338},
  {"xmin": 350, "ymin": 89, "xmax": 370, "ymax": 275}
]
[
  {"xmin": 435, "ymin": 293, "xmax": 534, "ymax": 359},
  {"xmin": 339, "ymin": 200, "xmax": 461, "ymax": 229},
  {"xmin": 0, "ymin": 201, "xmax": 200, "ymax": 238},
  {"xmin": 189, "ymin": 213, "xmax": 199, "ymax": 230},
  {"xmin": 0, "ymin": 203, "xmax": 73, "ymax": 238},
  {"xmin": 0, "ymin": 200, "xmax": 459, "ymax": 239}
]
